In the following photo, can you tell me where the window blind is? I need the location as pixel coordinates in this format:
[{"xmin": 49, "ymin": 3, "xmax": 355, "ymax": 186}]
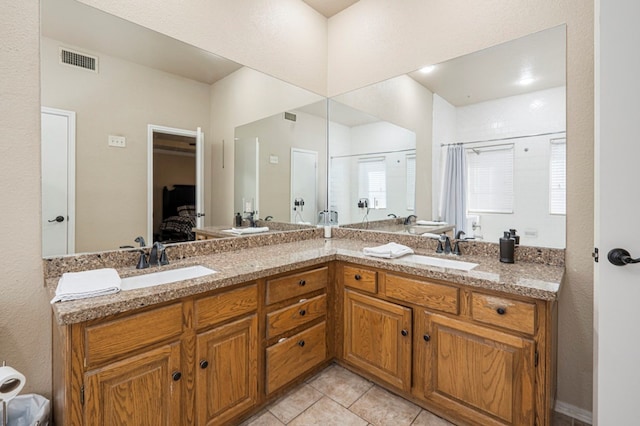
[
  {"xmin": 466, "ymin": 145, "xmax": 514, "ymax": 213},
  {"xmin": 550, "ymin": 138, "xmax": 566, "ymax": 215},
  {"xmin": 406, "ymin": 154, "xmax": 416, "ymax": 211},
  {"xmin": 358, "ymin": 157, "xmax": 387, "ymax": 209}
]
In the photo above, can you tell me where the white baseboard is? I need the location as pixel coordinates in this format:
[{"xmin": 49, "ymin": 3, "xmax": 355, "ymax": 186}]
[{"xmin": 555, "ymin": 400, "xmax": 593, "ymax": 424}]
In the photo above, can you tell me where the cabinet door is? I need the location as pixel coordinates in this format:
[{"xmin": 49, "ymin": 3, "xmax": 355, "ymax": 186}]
[
  {"xmin": 343, "ymin": 289, "xmax": 412, "ymax": 391},
  {"xmin": 420, "ymin": 311, "xmax": 535, "ymax": 426},
  {"xmin": 196, "ymin": 315, "xmax": 258, "ymax": 426},
  {"xmin": 84, "ymin": 342, "xmax": 182, "ymax": 426}
]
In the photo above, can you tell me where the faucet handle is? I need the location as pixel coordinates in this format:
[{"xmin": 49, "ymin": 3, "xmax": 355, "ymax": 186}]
[
  {"xmin": 136, "ymin": 250, "xmax": 149, "ymax": 269},
  {"xmin": 159, "ymin": 248, "xmax": 169, "ymax": 266}
]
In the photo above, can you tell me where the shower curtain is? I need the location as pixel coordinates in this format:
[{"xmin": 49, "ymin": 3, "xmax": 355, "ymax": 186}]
[{"xmin": 439, "ymin": 144, "xmax": 467, "ymax": 235}]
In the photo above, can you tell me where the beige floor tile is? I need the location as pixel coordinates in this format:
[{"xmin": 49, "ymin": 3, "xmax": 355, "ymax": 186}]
[
  {"xmin": 551, "ymin": 411, "xmax": 574, "ymax": 426},
  {"xmin": 268, "ymin": 383, "xmax": 324, "ymax": 423},
  {"xmin": 240, "ymin": 410, "xmax": 285, "ymax": 426},
  {"xmin": 411, "ymin": 409, "xmax": 454, "ymax": 426},
  {"xmin": 289, "ymin": 396, "xmax": 369, "ymax": 426},
  {"xmin": 350, "ymin": 385, "xmax": 422, "ymax": 426},
  {"xmin": 307, "ymin": 364, "xmax": 374, "ymax": 407}
]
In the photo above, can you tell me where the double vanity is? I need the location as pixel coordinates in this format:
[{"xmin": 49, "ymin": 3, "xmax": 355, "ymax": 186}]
[{"xmin": 47, "ymin": 228, "xmax": 563, "ymax": 426}]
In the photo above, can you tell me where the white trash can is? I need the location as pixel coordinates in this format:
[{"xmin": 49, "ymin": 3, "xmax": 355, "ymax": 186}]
[{"xmin": 0, "ymin": 394, "xmax": 50, "ymax": 426}]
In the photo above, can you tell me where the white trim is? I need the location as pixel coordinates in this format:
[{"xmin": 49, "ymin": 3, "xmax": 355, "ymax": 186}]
[
  {"xmin": 42, "ymin": 106, "xmax": 76, "ymax": 254},
  {"xmin": 147, "ymin": 124, "xmax": 201, "ymax": 244},
  {"xmin": 554, "ymin": 400, "xmax": 593, "ymax": 424}
]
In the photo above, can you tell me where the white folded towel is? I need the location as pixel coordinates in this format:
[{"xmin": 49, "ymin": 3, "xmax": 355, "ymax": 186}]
[
  {"xmin": 51, "ymin": 268, "xmax": 121, "ymax": 303},
  {"xmin": 222, "ymin": 226, "xmax": 270, "ymax": 235},
  {"xmin": 420, "ymin": 233, "xmax": 442, "ymax": 239},
  {"xmin": 363, "ymin": 242, "xmax": 414, "ymax": 259},
  {"xmin": 415, "ymin": 220, "xmax": 447, "ymax": 226}
]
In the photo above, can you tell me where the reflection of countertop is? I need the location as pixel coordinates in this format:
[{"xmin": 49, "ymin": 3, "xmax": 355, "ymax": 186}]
[
  {"xmin": 194, "ymin": 222, "xmax": 315, "ymax": 238},
  {"xmin": 353, "ymin": 223, "xmax": 455, "ymax": 235},
  {"xmin": 47, "ymin": 237, "xmax": 564, "ymax": 325}
]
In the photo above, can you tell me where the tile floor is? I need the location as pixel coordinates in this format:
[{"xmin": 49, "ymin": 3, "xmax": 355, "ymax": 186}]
[{"xmin": 241, "ymin": 364, "xmax": 590, "ymax": 426}]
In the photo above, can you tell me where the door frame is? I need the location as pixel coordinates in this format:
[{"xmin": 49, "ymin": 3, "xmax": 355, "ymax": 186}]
[
  {"xmin": 147, "ymin": 124, "xmax": 203, "ymax": 244},
  {"xmin": 41, "ymin": 106, "xmax": 76, "ymax": 255},
  {"xmin": 290, "ymin": 148, "xmax": 318, "ymax": 223}
]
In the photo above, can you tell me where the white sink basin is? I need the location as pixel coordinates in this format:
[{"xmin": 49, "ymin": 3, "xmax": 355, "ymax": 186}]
[
  {"xmin": 121, "ymin": 265, "xmax": 217, "ymax": 291},
  {"xmin": 400, "ymin": 254, "xmax": 478, "ymax": 271}
]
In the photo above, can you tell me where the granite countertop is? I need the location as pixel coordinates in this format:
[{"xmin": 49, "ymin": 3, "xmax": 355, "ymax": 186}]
[{"xmin": 48, "ymin": 238, "xmax": 564, "ymax": 326}]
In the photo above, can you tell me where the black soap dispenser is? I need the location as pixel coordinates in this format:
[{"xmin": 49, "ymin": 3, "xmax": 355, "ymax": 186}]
[
  {"xmin": 500, "ymin": 231, "xmax": 515, "ymax": 263},
  {"xmin": 235, "ymin": 212, "xmax": 242, "ymax": 227}
]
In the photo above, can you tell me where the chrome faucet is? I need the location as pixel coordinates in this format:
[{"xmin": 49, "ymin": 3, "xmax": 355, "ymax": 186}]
[
  {"xmin": 404, "ymin": 215, "xmax": 417, "ymax": 225},
  {"xmin": 149, "ymin": 241, "xmax": 169, "ymax": 266},
  {"xmin": 452, "ymin": 231, "xmax": 467, "ymax": 256},
  {"xmin": 387, "ymin": 213, "xmax": 397, "ymax": 218}
]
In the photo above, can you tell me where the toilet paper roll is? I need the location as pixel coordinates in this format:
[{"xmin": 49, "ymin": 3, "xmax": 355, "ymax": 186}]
[{"xmin": 0, "ymin": 366, "xmax": 26, "ymax": 402}]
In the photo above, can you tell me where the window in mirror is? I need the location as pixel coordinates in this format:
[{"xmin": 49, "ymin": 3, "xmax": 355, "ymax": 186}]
[{"xmin": 550, "ymin": 138, "xmax": 567, "ymax": 215}]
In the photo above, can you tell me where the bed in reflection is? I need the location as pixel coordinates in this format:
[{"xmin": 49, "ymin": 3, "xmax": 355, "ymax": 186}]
[{"xmin": 158, "ymin": 185, "xmax": 196, "ymax": 243}]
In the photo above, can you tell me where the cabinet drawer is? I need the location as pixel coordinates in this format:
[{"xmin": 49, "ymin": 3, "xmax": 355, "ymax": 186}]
[
  {"xmin": 343, "ymin": 265, "xmax": 377, "ymax": 293},
  {"xmin": 195, "ymin": 284, "xmax": 257, "ymax": 330},
  {"xmin": 383, "ymin": 274, "xmax": 459, "ymax": 315},
  {"xmin": 85, "ymin": 303, "xmax": 183, "ymax": 368},
  {"xmin": 266, "ymin": 322, "xmax": 326, "ymax": 394},
  {"xmin": 471, "ymin": 293, "xmax": 536, "ymax": 335},
  {"xmin": 266, "ymin": 267, "xmax": 327, "ymax": 305},
  {"xmin": 266, "ymin": 294, "xmax": 326, "ymax": 339}
]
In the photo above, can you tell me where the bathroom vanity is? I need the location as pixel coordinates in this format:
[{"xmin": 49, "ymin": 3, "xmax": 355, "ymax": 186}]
[{"xmin": 48, "ymin": 235, "xmax": 562, "ymax": 426}]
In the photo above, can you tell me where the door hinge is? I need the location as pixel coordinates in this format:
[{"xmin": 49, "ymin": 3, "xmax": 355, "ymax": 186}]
[
  {"xmin": 535, "ymin": 350, "xmax": 539, "ymax": 367},
  {"xmin": 593, "ymin": 247, "xmax": 599, "ymax": 263},
  {"xmin": 80, "ymin": 385, "xmax": 85, "ymax": 406}
]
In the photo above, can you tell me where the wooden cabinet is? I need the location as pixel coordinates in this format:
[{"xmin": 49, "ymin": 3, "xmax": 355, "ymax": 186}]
[
  {"xmin": 84, "ymin": 341, "xmax": 182, "ymax": 425},
  {"xmin": 196, "ymin": 315, "xmax": 258, "ymax": 426},
  {"xmin": 264, "ymin": 266, "xmax": 329, "ymax": 395},
  {"xmin": 343, "ymin": 289, "xmax": 412, "ymax": 392},
  {"xmin": 418, "ymin": 310, "xmax": 536, "ymax": 425}
]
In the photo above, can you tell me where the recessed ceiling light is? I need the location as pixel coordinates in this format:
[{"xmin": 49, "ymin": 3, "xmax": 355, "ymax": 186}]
[{"xmin": 420, "ymin": 65, "xmax": 435, "ymax": 74}]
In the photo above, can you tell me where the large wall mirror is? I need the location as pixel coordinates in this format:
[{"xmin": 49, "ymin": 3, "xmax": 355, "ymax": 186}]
[
  {"xmin": 329, "ymin": 25, "xmax": 566, "ymax": 248},
  {"xmin": 41, "ymin": 0, "xmax": 326, "ymax": 256}
]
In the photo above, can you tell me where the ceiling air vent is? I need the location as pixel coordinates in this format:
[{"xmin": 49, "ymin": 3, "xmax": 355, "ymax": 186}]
[{"xmin": 60, "ymin": 47, "xmax": 98, "ymax": 73}]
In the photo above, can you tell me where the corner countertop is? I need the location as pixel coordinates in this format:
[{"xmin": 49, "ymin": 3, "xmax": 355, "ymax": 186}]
[{"xmin": 47, "ymin": 238, "xmax": 564, "ymax": 326}]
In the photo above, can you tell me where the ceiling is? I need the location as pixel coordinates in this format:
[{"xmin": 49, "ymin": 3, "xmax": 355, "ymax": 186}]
[
  {"xmin": 302, "ymin": 0, "xmax": 360, "ymax": 17},
  {"xmin": 408, "ymin": 25, "xmax": 566, "ymax": 107}
]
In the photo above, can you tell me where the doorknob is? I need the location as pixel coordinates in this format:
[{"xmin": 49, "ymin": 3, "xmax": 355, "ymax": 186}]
[
  {"xmin": 607, "ymin": 248, "xmax": 640, "ymax": 266},
  {"xmin": 48, "ymin": 215, "xmax": 65, "ymax": 223}
]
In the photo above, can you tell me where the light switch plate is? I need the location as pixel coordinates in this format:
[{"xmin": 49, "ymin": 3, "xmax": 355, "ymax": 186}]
[{"xmin": 108, "ymin": 135, "xmax": 126, "ymax": 148}]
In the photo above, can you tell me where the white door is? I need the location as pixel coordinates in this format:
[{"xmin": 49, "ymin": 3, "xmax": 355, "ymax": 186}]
[
  {"xmin": 594, "ymin": 0, "xmax": 640, "ymax": 423},
  {"xmin": 147, "ymin": 125, "xmax": 203, "ymax": 243},
  {"xmin": 41, "ymin": 107, "xmax": 75, "ymax": 256},
  {"xmin": 290, "ymin": 149, "xmax": 317, "ymax": 224}
]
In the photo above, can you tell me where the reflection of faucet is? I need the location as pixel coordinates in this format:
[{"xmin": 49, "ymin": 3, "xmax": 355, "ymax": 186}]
[
  {"xmin": 436, "ymin": 234, "xmax": 452, "ymax": 254},
  {"xmin": 452, "ymin": 231, "xmax": 466, "ymax": 256},
  {"xmin": 149, "ymin": 242, "xmax": 169, "ymax": 266},
  {"xmin": 134, "ymin": 236, "xmax": 146, "ymax": 247},
  {"xmin": 245, "ymin": 211, "xmax": 256, "ymax": 227},
  {"xmin": 404, "ymin": 215, "xmax": 417, "ymax": 225},
  {"xmin": 265, "ymin": 216, "xmax": 273, "ymax": 221},
  {"xmin": 387, "ymin": 214, "xmax": 397, "ymax": 218}
]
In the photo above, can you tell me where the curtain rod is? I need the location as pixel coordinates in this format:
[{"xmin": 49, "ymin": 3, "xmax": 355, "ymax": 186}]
[
  {"xmin": 331, "ymin": 148, "xmax": 415, "ymax": 159},
  {"xmin": 441, "ymin": 131, "xmax": 566, "ymax": 147}
]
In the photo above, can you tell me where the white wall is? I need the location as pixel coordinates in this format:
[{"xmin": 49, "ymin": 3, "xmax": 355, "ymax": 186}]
[
  {"xmin": 329, "ymin": 0, "xmax": 594, "ymax": 415},
  {"xmin": 432, "ymin": 87, "xmax": 566, "ymax": 248}
]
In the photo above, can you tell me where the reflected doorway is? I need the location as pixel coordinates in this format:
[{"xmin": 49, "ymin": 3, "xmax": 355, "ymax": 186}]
[{"xmin": 148, "ymin": 125, "xmax": 204, "ymax": 244}]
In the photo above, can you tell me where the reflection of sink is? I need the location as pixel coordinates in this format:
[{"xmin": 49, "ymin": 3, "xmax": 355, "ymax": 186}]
[
  {"xmin": 400, "ymin": 254, "xmax": 478, "ymax": 271},
  {"xmin": 121, "ymin": 265, "xmax": 217, "ymax": 291}
]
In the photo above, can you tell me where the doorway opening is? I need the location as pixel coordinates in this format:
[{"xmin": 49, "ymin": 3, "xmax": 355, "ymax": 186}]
[{"xmin": 148, "ymin": 125, "xmax": 204, "ymax": 244}]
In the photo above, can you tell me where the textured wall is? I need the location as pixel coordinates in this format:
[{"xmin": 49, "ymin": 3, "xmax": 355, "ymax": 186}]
[
  {"xmin": 329, "ymin": 0, "xmax": 595, "ymax": 414},
  {"xmin": 0, "ymin": 1, "xmax": 51, "ymax": 397}
]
